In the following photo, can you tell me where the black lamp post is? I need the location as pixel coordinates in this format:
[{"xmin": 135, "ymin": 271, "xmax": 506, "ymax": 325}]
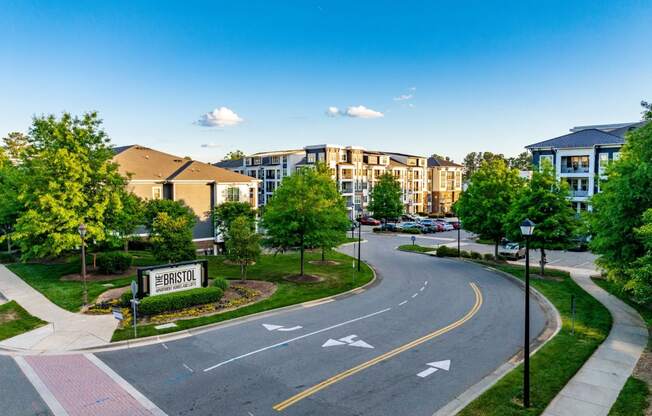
[
  {"xmin": 357, "ymin": 218, "xmax": 362, "ymax": 272},
  {"xmin": 78, "ymin": 223, "xmax": 88, "ymax": 308},
  {"xmin": 520, "ymin": 218, "xmax": 536, "ymax": 408}
]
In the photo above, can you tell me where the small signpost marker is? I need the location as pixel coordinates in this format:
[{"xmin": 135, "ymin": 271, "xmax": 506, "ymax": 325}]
[
  {"xmin": 112, "ymin": 307, "xmax": 124, "ymax": 321},
  {"xmin": 131, "ymin": 280, "xmax": 139, "ymax": 339},
  {"xmin": 411, "ymin": 235, "xmax": 416, "ymax": 246}
]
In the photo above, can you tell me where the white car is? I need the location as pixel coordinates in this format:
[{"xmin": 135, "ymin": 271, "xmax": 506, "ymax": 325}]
[
  {"xmin": 498, "ymin": 243, "xmax": 526, "ymax": 259},
  {"xmin": 434, "ymin": 220, "xmax": 454, "ymax": 231}
]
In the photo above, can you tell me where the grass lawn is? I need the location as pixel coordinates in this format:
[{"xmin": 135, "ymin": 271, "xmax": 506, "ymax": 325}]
[
  {"xmin": 8, "ymin": 252, "xmax": 158, "ymax": 312},
  {"xmin": 0, "ymin": 300, "xmax": 46, "ymax": 341},
  {"xmin": 111, "ymin": 249, "xmax": 373, "ymax": 342},
  {"xmin": 398, "ymin": 244, "xmax": 435, "ymax": 253},
  {"xmin": 592, "ymin": 277, "xmax": 651, "ymax": 415},
  {"xmin": 459, "ymin": 262, "xmax": 612, "ymax": 416}
]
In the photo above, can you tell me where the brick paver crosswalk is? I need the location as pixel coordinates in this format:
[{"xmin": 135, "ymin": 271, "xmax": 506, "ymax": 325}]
[{"xmin": 25, "ymin": 354, "xmax": 154, "ymax": 416}]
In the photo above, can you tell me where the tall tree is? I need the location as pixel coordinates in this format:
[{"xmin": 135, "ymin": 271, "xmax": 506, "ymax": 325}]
[
  {"xmin": 2, "ymin": 132, "xmax": 30, "ymax": 160},
  {"xmin": 462, "ymin": 151, "xmax": 507, "ymax": 179},
  {"xmin": 455, "ymin": 158, "xmax": 524, "ymax": 256},
  {"xmin": 507, "ymin": 152, "xmax": 532, "ymax": 171},
  {"xmin": 213, "ymin": 201, "xmax": 256, "ymax": 231},
  {"xmin": 642, "ymin": 100, "xmax": 652, "ymax": 121},
  {"xmin": 262, "ymin": 164, "xmax": 347, "ymax": 276},
  {"xmin": 105, "ymin": 191, "xmax": 144, "ymax": 252},
  {"xmin": 223, "ymin": 150, "xmax": 245, "ymax": 161},
  {"xmin": 0, "ymin": 152, "xmax": 23, "ymax": 252},
  {"xmin": 226, "ymin": 215, "xmax": 261, "ymax": 280},
  {"xmin": 11, "ymin": 113, "xmax": 127, "ymax": 259},
  {"xmin": 590, "ymin": 121, "xmax": 652, "ymax": 300},
  {"xmin": 504, "ymin": 160, "xmax": 577, "ymax": 275},
  {"xmin": 368, "ymin": 173, "xmax": 403, "ymax": 224},
  {"xmin": 143, "ymin": 199, "xmax": 196, "ymax": 231}
]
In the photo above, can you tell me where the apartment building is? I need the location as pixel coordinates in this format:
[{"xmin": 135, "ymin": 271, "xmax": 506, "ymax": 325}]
[
  {"xmin": 427, "ymin": 157, "xmax": 463, "ymax": 214},
  {"xmin": 215, "ymin": 149, "xmax": 304, "ymax": 207},
  {"xmin": 526, "ymin": 121, "xmax": 647, "ymax": 212},
  {"xmin": 113, "ymin": 145, "xmax": 259, "ymax": 248}
]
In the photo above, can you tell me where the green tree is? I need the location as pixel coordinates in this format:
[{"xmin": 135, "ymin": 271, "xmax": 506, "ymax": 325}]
[
  {"xmin": 368, "ymin": 173, "xmax": 403, "ymax": 224},
  {"xmin": 590, "ymin": 122, "xmax": 652, "ymax": 301},
  {"xmin": 0, "ymin": 154, "xmax": 24, "ymax": 252},
  {"xmin": 2, "ymin": 132, "xmax": 30, "ymax": 160},
  {"xmin": 455, "ymin": 158, "xmax": 524, "ymax": 256},
  {"xmin": 223, "ymin": 150, "xmax": 245, "ymax": 161},
  {"xmin": 262, "ymin": 165, "xmax": 347, "ymax": 276},
  {"xmin": 507, "ymin": 151, "xmax": 532, "ymax": 171},
  {"xmin": 213, "ymin": 201, "xmax": 256, "ymax": 233},
  {"xmin": 226, "ymin": 215, "xmax": 261, "ymax": 280},
  {"xmin": 10, "ymin": 113, "xmax": 127, "ymax": 260},
  {"xmin": 504, "ymin": 160, "xmax": 577, "ymax": 275},
  {"xmin": 642, "ymin": 100, "xmax": 652, "ymax": 121},
  {"xmin": 105, "ymin": 191, "xmax": 144, "ymax": 252},
  {"xmin": 462, "ymin": 151, "xmax": 507, "ymax": 179},
  {"xmin": 143, "ymin": 199, "xmax": 196, "ymax": 231},
  {"xmin": 150, "ymin": 212, "xmax": 196, "ymax": 263}
]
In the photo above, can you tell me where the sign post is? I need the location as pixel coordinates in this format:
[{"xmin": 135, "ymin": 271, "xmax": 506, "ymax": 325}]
[
  {"xmin": 131, "ymin": 280, "xmax": 138, "ymax": 339},
  {"xmin": 411, "ymin": 235, "xmax": 416, "ymax": 246}
]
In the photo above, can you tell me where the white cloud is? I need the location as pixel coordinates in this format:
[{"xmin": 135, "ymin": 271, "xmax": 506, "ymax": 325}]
[
  {"xmin": 201, "ymin": 143, "xmax": 222, "ymax": 148},
  {"xmin": 393, "ymin": 94, "xmax": 413, "ymax": 101},
  {"xmin": 409, "ymin": 86, "xmax": 416, "ymax": 91},
  {"xmin": 196, "ymin": 107, "xmax": 243, "ymax": 127},
  {"xmin": 325, "ymin": 106, "xmax": 340, "ymax": 117},
  {"xmin": 345, "ymin": 105, "xmax": 384, "ymax": 119}
]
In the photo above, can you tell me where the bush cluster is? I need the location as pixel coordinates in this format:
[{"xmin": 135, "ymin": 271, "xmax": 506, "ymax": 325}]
[
  {"xmin": 436, "ymin": 246, "xmax": 457, "ymax": 257},
  {"xmin": 483, "ymin": 253, "xmax": 496, "ymax": 261},
  {"xmin": 402, "ymin": 228, "xmax": 421, "ymax": 234},
  {"xmin": 213, "ymin": 278, "xmax": 230, "ymax": 291},
  {"xmin": 0, "ymin": 252, "xmax": 16, "ymax": 264},
  {"xmin": 138, "ymin": 287, "xmax": 224, "ymax": 315},
  {"xmin": 97, "ymin": 252, "xmax": 133, "ymax": 274}
]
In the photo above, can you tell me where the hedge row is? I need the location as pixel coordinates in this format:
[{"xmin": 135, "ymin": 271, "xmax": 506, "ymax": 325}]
[
  {"xmin": 136, "ymin": 287, "xmax": 224, "ymax": 315},
  {"xmin": 97, "ymin": 252, "xmax": 133, "ymax": 274},
  {"xmin": 435, "ymin": 245, "xmax": 496, "ymax": 261}
]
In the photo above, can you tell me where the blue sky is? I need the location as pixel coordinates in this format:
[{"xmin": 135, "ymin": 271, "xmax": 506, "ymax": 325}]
[{"xmin": 2, "ymin": 1, "xmax": 651, "ymax": 163}]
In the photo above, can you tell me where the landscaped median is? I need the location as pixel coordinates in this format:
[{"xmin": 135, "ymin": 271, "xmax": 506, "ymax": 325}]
[{"xmin": 399, "ymin": 245, "xmax": 613, "ymax": 415}]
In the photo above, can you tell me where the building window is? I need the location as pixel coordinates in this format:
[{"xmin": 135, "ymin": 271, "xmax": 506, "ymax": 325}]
[
  {"xmin": 266, "ymin": 170, "xmax": 276, "ymax": 179},
  {"xmin": 561, "ymin": 155, "xmax": 590, "ymax": 173},
  {"xmin": 265, "ymin": 181, "xmax": 276, "ymax": 192},
  {"xmin": 226, "ymin": 187, "xmax": 240, "ymax": 202},
  {"xmin": 152, "ymin": 186, "xmax": 162, "ymax": 200},
  {"xmin": 613, "ymin": 152, "xmax": 621, "ymax": 161},
  {"xmin": 318, "ymin": 152, "xmax": 325, "ymax": 162},
  {"xmin": 245, "ymin": 158, "xmax": 253, "ymax": 166},
  {"xmin": 599, "ymin": 153, "xmax": 609, "ymax": 173},
  {"xmin": 307, "ymin": 153, "xmax": 316, "ymax": 163},
  {"xmin": 440, "ymin": 174, "xmax": 446, "ymax": 188},
  {"xmin": 455, "ymin": 171, "xmax": 461, "ymax": 188},
  {"xmin": 253, "ymin": 157, "xmax": 262, "ymax": 165},
  {"xmin": 340, "ymin": 152, "xmax": 348, "ymax": 162},
  {"xmin": 271, "ymin": 156, "xmax": 280, "ymax": 164}
]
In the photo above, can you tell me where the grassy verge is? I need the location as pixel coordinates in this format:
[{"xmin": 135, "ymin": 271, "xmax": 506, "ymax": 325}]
[
  {"xmin": 7, "ymin": 252, "xmax": 158, "ymax": 312},
  {"xmin": 459, "ymin": 262, "xmax": 612, "ymax": 416},
  {"xmin": 0, "ymin": 300, "xmax": 46, "ymax": 341},
  {"xmin": 398, "ymin": 244, "xmax": 435, "ymax": 253},
  {"xmin": 111, "ymin": 249, "xmax": 373, "ymax": 342},
  {"xmin": 592, "ymin": 277, "xmax": 651, "ymax": 415}
]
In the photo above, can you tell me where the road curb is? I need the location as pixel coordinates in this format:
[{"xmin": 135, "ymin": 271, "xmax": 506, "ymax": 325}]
[
  {"xmin": 0, "ymin": 260, "xmax": 380, "ymax": 356},
  {"xmin": 432, "ymin": 259, "xmax": 562, "ymax": 416}
]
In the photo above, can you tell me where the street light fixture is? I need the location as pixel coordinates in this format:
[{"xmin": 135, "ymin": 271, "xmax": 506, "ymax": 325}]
[
  {"xmin": 78, "ymin": 223, "xmax": 88, "ymax": 308},
  {"xmin": 520, "ymin": 218, "xmax": 535, "ymax": 408}
]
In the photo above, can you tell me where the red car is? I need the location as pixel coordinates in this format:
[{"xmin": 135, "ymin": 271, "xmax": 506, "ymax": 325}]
[{"xmin": 358, "ymin": 216, "xmax": 381, "ymax": 226}]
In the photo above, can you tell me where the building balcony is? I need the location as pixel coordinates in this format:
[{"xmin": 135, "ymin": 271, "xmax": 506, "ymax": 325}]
[
  {"xmin": 570, "ymin": 190, "xmax": 589, "ymax": 198},
  {"xmin": 561, "ymin": 166, "xmax": 590, "ymax": 174}
]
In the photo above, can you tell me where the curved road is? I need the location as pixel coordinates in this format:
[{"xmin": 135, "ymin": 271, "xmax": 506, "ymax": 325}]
[{"xmin": 92, "ymin": 231, "xmax": 546, "ymax": 416}]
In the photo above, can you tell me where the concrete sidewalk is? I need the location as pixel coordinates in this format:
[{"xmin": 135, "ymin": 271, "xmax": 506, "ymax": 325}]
[
  {"xmin": 543, "ymin": 268, "xmax": 648, "ymax": 416},
  {"xmin": 0, "ymin": 265, "xmax": 117, "ymax": 353}
]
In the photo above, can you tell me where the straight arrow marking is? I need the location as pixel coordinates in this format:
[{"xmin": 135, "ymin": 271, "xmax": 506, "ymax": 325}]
[
  {"xmin": 277, "ymin": 326, "xmax": 303, "ymax": 332},
  {"xmin": 427, "ymin": 360, "xmax": 451, "ymax": 371},
  {"xmin": 417, "ymin": 367, "xmax": 438, "ymax": 378}
]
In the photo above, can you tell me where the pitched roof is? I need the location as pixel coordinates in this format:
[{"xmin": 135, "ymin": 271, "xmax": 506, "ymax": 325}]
[
  {"xmin": 112, "ymin": 145, "xmax": 256, "ymax": 183},
  {"xmin": 605, "ymin": 121, "xmax": 649, "ymax": 138},
  {"xmin": 214, "ymin": 158, "xmax": 244, "ymax": 168},
  {"xmin": 427, "ymin": 157, "xmax": 463, "ymax": 168},
  {"xmin": 525, "ymin": 129, "xmax": 624, "ymax": 150}
]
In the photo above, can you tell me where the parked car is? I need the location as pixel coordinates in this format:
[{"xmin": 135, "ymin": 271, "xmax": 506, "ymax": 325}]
[
  {"xmin": 568, "ymin": 235, "xmax": 590, "ymax": 252},
  {"xmin": 381, "ymin": 223, "xmax": 399, "ymax": 232},
  {"xmin": 434, "ymin": 219, "xmax": 454, "ymax": 231},
  {"xmin": 449, "ymin": 221, "xmax": 461, "ymax": 230},
  {"xmin": 401, "ymin": 214, "xmax": 417, "ymax": 222},
  {"xmin": 418, "ymin": 219, "xmax": 443, "ymax": 232},
  {"xmin": 398, "ymin": 222, "xmax": 424, "ymax": 233},
  {"xmin": 498, "ymin": 242, "xmax": 526, "ymax": 259},
  {"xmin": 358, "ymin": 216, "xmax": 381, "ymax": 226}
]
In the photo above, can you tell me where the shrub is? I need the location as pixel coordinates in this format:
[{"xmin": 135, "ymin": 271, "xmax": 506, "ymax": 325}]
[
  {"xmin": 372, "ymin": 227, "xmax": 382, "ymax": 232},
  {"xmin": 470, "ymin": 251, "xmax": 482, "ymax": 260},
  {"xmin": 460, "ymin": 250, "xmax": 471, "ymax": 258},
  {"xmin": 483, "ymin": 253, "xmax": 496, "ymax": 262},
  {"xmin": 150, "ymin": 212, "xmax": 196, "ymax": 263},
  {"xmin": 128, "ymin": 238, "xmax": 152, "ymax": 251},
  {"xmin": 138, "ymin": 287, "xmax": 223, "ymax": 315},
  {"xmin": 0, "ymin": 252, "xmax": 16, "ymax": 264},
  {"xmin": 120, "ymin": 291, "xmax": 133, "ymax": 307},
  {"xmin": 436, "ymin": 245, "xmax": 457, "ymax": 257},
  {"xmin": 402, "ymin": 228, "xmax": 421, "ymax": 234},
  {"xmin": 97, "ymin": 252, "xmax": 133, "ymax": 274},
  {"xmin": 213, "ymin": 278, "xmax": 230, "ymax": 291}
]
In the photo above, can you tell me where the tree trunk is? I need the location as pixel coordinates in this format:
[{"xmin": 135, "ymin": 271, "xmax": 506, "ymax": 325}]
[
  {"xmin": 243, "ymin": 264, "xmax": 248, "ymax": 281},
  {"xmin": 495, "ymin": 239, "xmax": 499, "ymax": 257},
  {"xmin": 300, "ymin": 235, "xmax": 305, "ymax": 276},
  {"xmin": 7, "ymin": 235, "xmax": 11, "ymax": 253},
  {"xmin": 124, "ymin": 239, "xmax": 129, "ymax": 253},
  {"xmin": 540, "ymin": 246, "xmax": 546, "ymax": 276},
  {"xmin": 321, "ymin": 247, "xmax": 325, "ymax": 262},
  {"xmin": 240, "ymin": 263, "xmax": 245, "ymax": 281}
]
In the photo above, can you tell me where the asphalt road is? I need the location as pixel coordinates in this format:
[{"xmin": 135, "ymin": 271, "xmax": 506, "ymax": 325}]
[
  {"xmin": 96, "ymin": 231, "xmax": 546, "ymax": 416},
  {"xmin": 0, "ymin": 355, "xmax": 52, "ymax": 416}
]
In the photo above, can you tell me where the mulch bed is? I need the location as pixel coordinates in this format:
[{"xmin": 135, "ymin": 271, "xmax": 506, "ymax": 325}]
[
  {"xmin": 283, "ymin": 274, "xmax": 324, "ymax": 283},
  {"xmin": 61, "ymin": 267, "xmax": 138, "ymax": 282}
]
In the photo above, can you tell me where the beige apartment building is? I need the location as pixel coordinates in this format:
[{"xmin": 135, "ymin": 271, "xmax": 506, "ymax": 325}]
[
  {"xmin": 427, "ymin": 157, "xmax": 463, "ymax": 215},
  {"xmin": 113, "ymin": 145, "xmax": 259, "ymax": 248}
]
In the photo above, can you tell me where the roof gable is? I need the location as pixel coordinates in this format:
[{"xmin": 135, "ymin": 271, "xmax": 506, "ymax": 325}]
[{"xmin": 525, "ymin": 129, "xmax": 624, "ymax": 150}]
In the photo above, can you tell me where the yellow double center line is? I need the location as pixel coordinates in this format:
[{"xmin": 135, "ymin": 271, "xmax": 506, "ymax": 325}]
[{"xmin": 273, "ymin": 282, "xmax": 483, "ymax": 412}]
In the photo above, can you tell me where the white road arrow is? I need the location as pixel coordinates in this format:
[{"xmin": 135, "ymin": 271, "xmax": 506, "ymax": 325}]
[
  {"xmin": 417, "ymin": 360, "xmax": 451, "ymax": 378},
  {"xmin": 322, "ymin": 335, "xmax": 374, "ymax": 349},
  {"xmin": 262, "ymin": 324, "xmax": 303, "ymax": 332}
]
